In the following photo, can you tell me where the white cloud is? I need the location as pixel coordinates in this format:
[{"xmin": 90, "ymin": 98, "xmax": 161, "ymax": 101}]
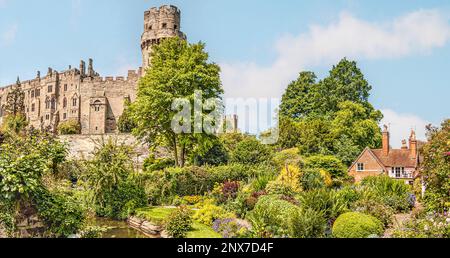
[
  {"xmin": 380, "ymin": 109, "xmax": 429, "ymax": 148},
  {"xmin": 221, "ymin": 9, "xmax": 450, "ymax": 99},
  {"xmin": 1, "ymin": 24, "xmax": 18, "ymax": 46}
]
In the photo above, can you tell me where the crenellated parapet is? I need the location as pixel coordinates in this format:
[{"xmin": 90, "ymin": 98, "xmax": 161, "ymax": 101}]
[{"xmin": 141, "ymin": 5, "xmax": 187, "ymax": 68}]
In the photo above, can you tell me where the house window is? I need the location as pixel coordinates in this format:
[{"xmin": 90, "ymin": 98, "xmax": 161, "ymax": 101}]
[
  {"xmin": 48, "ymin": 85, "xmax": 53, "ymax": 93},
  {"xmin": 357, "ymin": 163, "xmax": 364, "ymax": 172},
  {"xmin": 392, "ymin": 167, "xmax": 405, "ymax": 178}
]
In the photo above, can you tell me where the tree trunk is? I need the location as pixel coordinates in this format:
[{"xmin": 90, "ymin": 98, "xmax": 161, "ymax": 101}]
[
  {"xmin": 180, "ymin": 144, "xmax": 186, "ymax": 167},
  {"xmin": 172, "ymin": 136, "xmax": 179, "ymax": 167}
]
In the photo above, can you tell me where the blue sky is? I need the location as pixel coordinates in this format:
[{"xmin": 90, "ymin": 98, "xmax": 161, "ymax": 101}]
[{"xmin": 1, "ymin": 0, "xmax": 449, "ymax": 146}]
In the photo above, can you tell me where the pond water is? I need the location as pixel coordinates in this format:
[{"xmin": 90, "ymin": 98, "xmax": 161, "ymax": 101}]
[{"xmin": 93, "ymin": 218, "xmax": 159, "ymax": 238}]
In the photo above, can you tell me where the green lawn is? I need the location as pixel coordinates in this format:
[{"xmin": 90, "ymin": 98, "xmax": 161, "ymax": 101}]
[{"xmin": 135, "ymin": 206, "xmax": 221, "ymax": 238}]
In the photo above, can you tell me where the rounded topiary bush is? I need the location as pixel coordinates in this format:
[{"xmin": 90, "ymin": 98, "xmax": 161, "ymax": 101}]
[{"xmin": 332, "ymin": 212, "xmax": 384, "ymax": 238}]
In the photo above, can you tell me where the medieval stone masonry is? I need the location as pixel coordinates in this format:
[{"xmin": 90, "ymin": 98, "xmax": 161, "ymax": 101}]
[{"xmin": 0, "ymin": 5, "xmax": 185, "ymax": 134}]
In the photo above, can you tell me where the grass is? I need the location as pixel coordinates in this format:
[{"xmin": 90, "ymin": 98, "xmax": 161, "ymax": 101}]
[
  {"xmin": 188, "ymin": 222, "xmax": 221, "ymax": 238},
  {"xmin": 135, "ymin": 207, "xmax": 175, "ymax": 225},
  {"xmin": 135, "ymin": 206, "xmax": 221, "ymax": 238}
]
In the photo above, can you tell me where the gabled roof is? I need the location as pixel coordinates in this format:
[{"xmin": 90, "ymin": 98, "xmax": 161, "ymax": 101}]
[
  {"xmin": 348, "ymin": 147, "xmax": 388, "ymax": 173},
  {"xmin": 371, "ymin": 149, "xmax": 419, "ymax": 168}
]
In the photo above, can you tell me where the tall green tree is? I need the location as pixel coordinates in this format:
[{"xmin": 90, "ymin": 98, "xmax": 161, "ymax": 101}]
[
  {"xmin": 278, "ymin": 58, "xmax": 382, "ymax": 165},
  {"xmin": 319, "ymin": 58, "xmax": 374, "ymax": 116},
  {"xmin": 130, "ymin": 37, "xmax": 224, "ymax": 167},
  {"xmin": 280, "ymin": 71, "xmax": 318, "ymax": 120},
  {"xmin": 330, "ymin": 101, "xmax": 382, "ymax": 164},
  {"xmin": 422, "ymin": 119, "xmax": 450, "ymax": 212}
]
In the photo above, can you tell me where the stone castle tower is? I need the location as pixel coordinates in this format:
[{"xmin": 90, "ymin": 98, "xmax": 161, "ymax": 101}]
[{"xmin": 141, "ymin": 5, "xmax": 187, "ymax": 68}]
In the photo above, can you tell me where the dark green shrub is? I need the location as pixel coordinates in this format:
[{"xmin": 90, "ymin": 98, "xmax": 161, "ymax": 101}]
[
  {"xmin": 332, "ymin": 212, "xmax": 383, "ymax": 238},
  {"xmin": 165, "ymin": 206, "xmax": 193, "ymax": 238},
  {"xmin": 304, "ymin": 154, "xmax": 346, "ymax": 178},
  {"xmin": 247, "ymin": 195, "xmax": 300, "ymax": 237},
  {"xmin": 100, "ymin": 180, "xmax": 147, "ymax": 220},
  {"xmin": 195, "ymin": 142, "xmax": 229, "ymax": 166},
  {"xmin": 57, "ymin": 120, "xmax": 81, "ymax": 135},
  {"xmin": 231, "ymin": 138, "xmax": 272, "ymax": 165},
  {"xmin": 33, "ymin": 188, "xmax": 86, "ymax": 237},
  {"xmin": 288, "ymin": 208, "xmax": 327, "ymax": 238},
  {"xmin": 301, "ymin": 169, "xmax": 326, "ymax": 191}
]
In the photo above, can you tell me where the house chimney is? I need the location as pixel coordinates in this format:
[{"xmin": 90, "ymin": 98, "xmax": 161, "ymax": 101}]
[
  {"xmin": 409, "ymin": 129, "xmax": 418, "ymax": 158},
  {"xmin": 401, "ymin": 140, "xmax": 408, "ymax": 150},
  {"xmin": 382, "ymin": 125, "xmax": 390, "ymax": 156}
]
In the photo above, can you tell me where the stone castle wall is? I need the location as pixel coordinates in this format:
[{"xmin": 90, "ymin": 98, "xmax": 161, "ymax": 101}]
[
  {"xmin": 58, "ymin": 134, "xmax": 150, "ymax": 165},
  {"xmin": 0, "ymin": 5, "xmax": 186, "ymax": 134}
]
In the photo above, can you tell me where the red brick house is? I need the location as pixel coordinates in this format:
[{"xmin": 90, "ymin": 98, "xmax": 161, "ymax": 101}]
[{"xmin": 348, "ymin": 125, "xmax": 420, "ymax": 185}]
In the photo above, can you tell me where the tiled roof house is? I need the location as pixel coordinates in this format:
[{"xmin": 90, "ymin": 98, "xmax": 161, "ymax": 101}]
[{"xmin": 348, "ymin": 125, "xmax": 421, "ymax": 185}]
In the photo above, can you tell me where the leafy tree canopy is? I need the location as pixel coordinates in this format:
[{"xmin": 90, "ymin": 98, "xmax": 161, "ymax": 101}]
[{"xmin": 130, "ymin": 37, "xmax": 224, "ymax": 167}]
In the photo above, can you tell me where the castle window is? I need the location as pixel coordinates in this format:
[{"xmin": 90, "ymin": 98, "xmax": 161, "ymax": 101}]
[
  {"xmin": 45, "ymin": 114, "xmax": 50, "ymax": 120},
  {"xmin": 73, "ymin": 98, "xmax": 77, "ymax": 107},
  {"xmin": 63, "ymin": 113, "xmax": 67, "ymax": 119},
  {"xmin": 48, "ymin": 85, "xmax": 53, "ymax": 93},
  {"xmin": 31, "ymin": 90, "xmax": 35, "ymax": 98},
  {"xmin": 45, "ymin": 99, "xmax": 50, "ymax": 109},
  {"xmin": 174, "ymin": 25, "xmax": 178, "ymax": 30},
  {"xmin": 162, "ymin": 23, "xmax": 167, "ymax": 29},
  {"xmin": 63, "ymin": 98, "xmax": 67, "ymax": 108},
  {"xmin": 51, "ymin": 98, "xmax": 56, "ymax": 109},
  {"xmin": 36, "ymin": 89, "xmax": 40, "ymax": 97},
  {"xmin": 64, "ymin": 84, "xmax": 68, "ymax": 91},
  {"xmin": 31, "ymin": 103, "xmax": 35, "ymax": 112},
  {"xmin": 357, "ymin": 163, "xmax": 364, "ymax": 172},
  {"xmin": 149, "ymin": 25, "xmax": 152, "ymax": 30},
  {"xmin": 95, "ymin": 106, "xmax": 100, "ymax": 112}
]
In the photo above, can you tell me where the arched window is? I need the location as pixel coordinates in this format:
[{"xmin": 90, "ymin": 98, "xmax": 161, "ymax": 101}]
[
  {"xmin": 72, "ymin": 97, "xmax": 78, "ymax": 107},
  {"xmin": 45, "ymin": 98, "xmax": 50, "ymax": 109},
  {"xmin": 51, "ymin": 98, "xmax": 56, "ymax": 109},
  {"xmin": 93, "ymin": 100, "xmax": 101, "ymax": 112}
]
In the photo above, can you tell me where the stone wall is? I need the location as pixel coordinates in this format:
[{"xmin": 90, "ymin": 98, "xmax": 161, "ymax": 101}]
[{"xmin": 58, "ymin": 134, "xmax": 149, "ymax": 166}]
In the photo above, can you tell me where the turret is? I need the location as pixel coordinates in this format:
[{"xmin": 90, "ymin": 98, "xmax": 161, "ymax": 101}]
[
  {"xmin": 141, "ymin": 5, "xmax": 187, "ymax": 69},
  {"xmin": 80, "ymin": 60, "xmax": 86, "ymax": 77}
]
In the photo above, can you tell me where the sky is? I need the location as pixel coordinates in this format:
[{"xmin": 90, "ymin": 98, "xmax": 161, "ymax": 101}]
[{"xmin": 1, "ymin": 0, "xmax": 449, "ymax": 147}]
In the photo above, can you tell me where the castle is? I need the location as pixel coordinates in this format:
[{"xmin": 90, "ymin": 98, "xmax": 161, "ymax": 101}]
[{"xmin": 0, "ymin": 5, "xmax": 186, "ymax": 134}]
